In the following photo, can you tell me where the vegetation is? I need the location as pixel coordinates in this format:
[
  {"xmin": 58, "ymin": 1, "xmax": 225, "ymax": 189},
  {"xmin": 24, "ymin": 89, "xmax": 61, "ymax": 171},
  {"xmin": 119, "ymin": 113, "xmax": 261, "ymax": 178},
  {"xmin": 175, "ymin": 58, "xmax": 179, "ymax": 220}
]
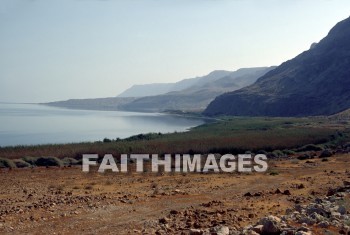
[
  {"xmin": 296, "ymin": 144, "xmax": 324, "ymax": 152},
  {"xmin": 0, "ymin": 117, "xmax": 349, "ymax": 167},
  {"xmin": 62, "ymin": 157, "xmax": 79, "ymax": 166},
  {"xmin": 34, "ymin": 157, "xmax": 63, "ymax": 167},
  {"xmin": 13, "ymin": 159, "xmax": 31, "ymax": 168},
  {"xmin": 0, "ymin": 157, "xmax": 16, "ymax": 168},
  {"xmin": 22, "ymin": 156, "xmax": 40, "ymax": 165}
]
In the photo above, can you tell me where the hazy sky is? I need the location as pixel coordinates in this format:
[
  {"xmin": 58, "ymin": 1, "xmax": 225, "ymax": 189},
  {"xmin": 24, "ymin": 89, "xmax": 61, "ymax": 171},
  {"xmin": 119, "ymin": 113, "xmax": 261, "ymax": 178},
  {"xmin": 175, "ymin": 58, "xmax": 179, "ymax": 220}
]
[{"xmin": 1, "ymin": 0, "xmax": 350, "ymax": 103}]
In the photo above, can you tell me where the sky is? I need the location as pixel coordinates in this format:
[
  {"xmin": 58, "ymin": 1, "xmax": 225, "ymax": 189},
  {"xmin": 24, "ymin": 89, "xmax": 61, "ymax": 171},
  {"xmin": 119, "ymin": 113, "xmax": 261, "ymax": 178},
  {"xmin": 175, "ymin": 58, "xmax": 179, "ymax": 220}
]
[{"xmin": 1, "ymin": 0, "xmax": 350, "ymax": 103}]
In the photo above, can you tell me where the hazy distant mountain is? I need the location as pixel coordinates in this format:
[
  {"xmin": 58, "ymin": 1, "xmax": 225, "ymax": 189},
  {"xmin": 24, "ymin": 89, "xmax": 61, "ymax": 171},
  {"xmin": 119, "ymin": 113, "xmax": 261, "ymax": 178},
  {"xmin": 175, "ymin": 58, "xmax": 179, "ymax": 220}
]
[
  {"xmin": 121, "ymin": 67, "xmax": 275, "ymax": 112},
  {"xmin": 45, "ymin": 67, "xmax": 274, "ymax": 112},
  {"xmin": 45, "ymin": 97, "xmax": 137, "ymax": 111},
  {"xmin": 204, "ymin": 16, "xmax": 350, "ymax": 117},
  {"xmin": 117, "ymin": 70, "xmax": 231, "ymax": 97},
  {"xmin": 117, "ymin": 84, "xmax": 174, "ymax": 97}
]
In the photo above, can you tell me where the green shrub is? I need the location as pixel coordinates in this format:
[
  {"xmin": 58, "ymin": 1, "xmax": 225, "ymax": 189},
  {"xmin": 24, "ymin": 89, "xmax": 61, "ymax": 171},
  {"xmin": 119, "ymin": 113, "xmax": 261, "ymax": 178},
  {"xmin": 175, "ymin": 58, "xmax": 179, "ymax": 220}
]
[
  {"xmin": 35, "ymin": 157, "xmax": 63, "ymax": 167},
  {"xmin": 13, "ymin": 159, "xmax": 31, "ymax": 168},
  {"xmin": 297, "ymin": 153, "xmax": 313, "ymax": 160},
  {"xmin": 272, "ymin": 150, "xmax": 284, "ymax": 156},
  {"xmin": 267, "ymin": 152, "xmax": 278, "ymax": 158},
  {"xmin": 296, "ymin": 144, "xmax": 324, "ymax": 152},
  {"xmin": 103, "ymin": 138, "xmax": 112, "ymax": 143},
  {"xmin": 282, "ymin": 149, "xmax": 296, "ymax": 155},
  {"xmin": 0, "ymin": 158, "xmax": 16, "ymax": 168},
  {"xmin": 22, "ymin": 156, "xmax": 39, "ymax": 165},
  {"xmin": 62, "ymin": 157, "xmax": 79, "ymax": 166},
  {"xmin": 257, "ymin": 150, "xmax": 268, "ymax": 155},
  {"xmin": 269, "ymin": 171, "xmax": 279, "ymax": 176},
  {"xmin": 319, "ymin": 149, "xmax": 333, "ymax": 158}
]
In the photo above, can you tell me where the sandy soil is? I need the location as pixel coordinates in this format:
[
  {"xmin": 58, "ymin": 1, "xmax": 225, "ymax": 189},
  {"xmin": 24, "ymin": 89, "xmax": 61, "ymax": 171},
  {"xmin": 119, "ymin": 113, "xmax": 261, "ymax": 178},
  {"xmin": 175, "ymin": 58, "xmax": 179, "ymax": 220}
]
[{"xmin": 0, "ymin": 154, "xmax": 349, "ymax": 234}]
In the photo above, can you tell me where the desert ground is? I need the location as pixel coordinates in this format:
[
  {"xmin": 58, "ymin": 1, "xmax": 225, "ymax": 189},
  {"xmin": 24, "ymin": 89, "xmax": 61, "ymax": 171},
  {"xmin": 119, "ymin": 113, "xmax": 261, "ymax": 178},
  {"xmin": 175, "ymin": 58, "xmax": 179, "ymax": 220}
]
[{"xmin": 0, "ymin": 153, "xmax": 349, "ymax": 235}]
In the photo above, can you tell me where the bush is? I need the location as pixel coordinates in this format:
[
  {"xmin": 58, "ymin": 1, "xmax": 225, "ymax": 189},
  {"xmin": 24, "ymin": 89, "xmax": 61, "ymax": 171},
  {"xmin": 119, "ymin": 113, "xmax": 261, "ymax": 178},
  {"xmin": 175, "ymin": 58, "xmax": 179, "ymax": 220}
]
[
  {"xmin": 62, "ymin": 157, "xmax": 79, "ymax": 166},
  {"xmin": 35, "ymin": 157, "xmax": 63, "ymax": 167},
  {"xmin": 267, "ymin": 152, "xmax": 279, "ymax": 159},
  {"xmin": 0, "ymin": 158, "xmax": 16, "ymax": 168},
  {"xmin": 257, "ymin": 150, "xmax": 268, "ymax": 155},
  {"xmin": 282, "ymin": 149, "xmax": 296, "ymax": 155},
  {"xmin": 319, "ymin": 149, "xmax": 333, "ymax": 158},
  {"xmin": 22, "ymin": 156, "xmax": 39, "ymax": 165},
  {"xmin": 13, "ymin": 159, "xmax": 31, "ymax": 168},
  {"xmin": 296, "ymin": 144, "xmax": 324, "ymax": 152},
  {"xmin": 269, "ymin": 171, "xmax": 279, "ymax": 176},
  {"xmin": 272, "ymin": 150, "xmax": 284, "ymax": 157},
  {"xmin": 297, "ymin": 153, "xmax": 313, "ymax": 160},
  {"xmin": 103, "ymin": 138, "xmax": 112, "ymax": 143}
]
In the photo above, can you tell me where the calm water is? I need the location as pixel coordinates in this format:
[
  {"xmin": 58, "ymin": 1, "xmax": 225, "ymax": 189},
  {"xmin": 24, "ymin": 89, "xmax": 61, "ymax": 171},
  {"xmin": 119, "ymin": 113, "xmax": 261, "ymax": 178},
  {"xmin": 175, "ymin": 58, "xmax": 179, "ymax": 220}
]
[{"xmin": 0, "ymin": 103, "xmax": 205, "ymax": 147}]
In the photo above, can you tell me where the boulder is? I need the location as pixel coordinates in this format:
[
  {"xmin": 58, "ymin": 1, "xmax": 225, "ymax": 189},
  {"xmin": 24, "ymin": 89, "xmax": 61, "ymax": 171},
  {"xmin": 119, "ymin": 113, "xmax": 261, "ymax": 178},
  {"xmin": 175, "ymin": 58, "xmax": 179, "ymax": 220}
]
[{"xmin": 259, "ymin": 215, "xmax": 282, "ymax": 235}]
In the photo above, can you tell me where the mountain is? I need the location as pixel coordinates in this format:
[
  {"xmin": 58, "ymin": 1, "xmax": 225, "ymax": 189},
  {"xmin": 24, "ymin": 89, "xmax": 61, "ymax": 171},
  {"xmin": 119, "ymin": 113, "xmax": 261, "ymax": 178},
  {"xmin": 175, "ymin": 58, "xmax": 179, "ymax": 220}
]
[
  {"xmin": 117, "ymin": 84, "xmax": 174, "ymax": 97},
  {"xmin": 117, "ymin": 70, "xmax": 231, "ymax": 97},
  {"xmin": 204, "ymin": 16, "xmax": 350, "ymax": 117},
  {"xmin": 45, "ymin": 97, "xmax": 137, "ymax": 111},
  {"xmin": 45, "ymin": 67, "xmax": 274, "ymax": 112},
  {"xmin": 120, "ymin": 67, "xmax": 275, "ymax": 112},
  {"xmin": 329, "ymin": 108, "xmax": 350, "ymax": 121}
]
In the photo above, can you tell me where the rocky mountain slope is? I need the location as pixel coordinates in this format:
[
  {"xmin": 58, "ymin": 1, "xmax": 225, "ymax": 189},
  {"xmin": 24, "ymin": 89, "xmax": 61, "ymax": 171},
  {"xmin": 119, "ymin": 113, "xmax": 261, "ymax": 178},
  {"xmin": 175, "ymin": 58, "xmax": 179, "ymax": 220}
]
[{"xmin": 204, "ymin": 16, "xmax": 350, "ymax": 117}]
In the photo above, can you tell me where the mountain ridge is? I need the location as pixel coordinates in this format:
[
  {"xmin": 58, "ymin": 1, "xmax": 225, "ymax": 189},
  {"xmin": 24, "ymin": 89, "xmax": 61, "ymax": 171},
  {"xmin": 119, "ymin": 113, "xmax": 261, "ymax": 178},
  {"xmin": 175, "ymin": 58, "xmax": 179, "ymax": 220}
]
[
  {"xmin": 46, "ymin": 67, "xmax": 275, "ymax": 112},
  {"xmin": 204, "ymin": 16, "xmax": 350, "ymax": 117}
]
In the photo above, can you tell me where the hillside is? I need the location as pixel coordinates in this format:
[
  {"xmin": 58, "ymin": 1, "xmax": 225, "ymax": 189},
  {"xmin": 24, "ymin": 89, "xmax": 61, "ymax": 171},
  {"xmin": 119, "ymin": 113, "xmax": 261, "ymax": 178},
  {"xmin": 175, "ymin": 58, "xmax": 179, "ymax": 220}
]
[
  {"xmin": 117, "ymin": 70, "xmax": 231, "ymax": 97},
  {"xmin": 120, "ymin": 67, "xmax": 275, "ymax": 112},
  {"xmin": 204, "ymin": 16, "xmax": 350, "ymax": 117},
  {"xmin": 46, "ymin": 67, "xmax": 274, "ymax": 112},
  {"xmin": 45, "ymin": 97, "xmax": 137, "ymax": 111}
]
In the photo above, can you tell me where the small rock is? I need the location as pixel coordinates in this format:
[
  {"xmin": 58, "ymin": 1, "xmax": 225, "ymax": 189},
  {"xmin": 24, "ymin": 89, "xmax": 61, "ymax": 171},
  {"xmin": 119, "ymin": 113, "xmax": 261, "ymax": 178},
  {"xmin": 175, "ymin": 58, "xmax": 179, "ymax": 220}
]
[
  {"xmin": 317, "ymin": 220, "xmax": 330, "ymax": 228},
  {"xmin": 210, "ymin": 225, "xmax": 229, "ymax": 235},
  {"xmin": 295, "ymin": 231, "xmax": 312, "ymax": 235},
  {"xmin": 275, "ymin": 189, "xmax": 282, "ymax": 194},
  {"xmin": 159, "ymin": 217, "xmax": 169, "ymax": 224},
  {"xmin": 283, "ymin": 190, "xmax": 291, "ymax": 195},
  {"xmin": 189, "ymin": 229, "xmax": 202, "ymax": 235},
  {"xmin": 331, "ymin": 211, "xmax": 341, "ymax": 219},
  {"xmin": 338, "ymin": 205, "xmax": 347, "ymax": 215},
  {"xmin": 252, "ymin": 225, "xmax": 263, "ymax": 234}
]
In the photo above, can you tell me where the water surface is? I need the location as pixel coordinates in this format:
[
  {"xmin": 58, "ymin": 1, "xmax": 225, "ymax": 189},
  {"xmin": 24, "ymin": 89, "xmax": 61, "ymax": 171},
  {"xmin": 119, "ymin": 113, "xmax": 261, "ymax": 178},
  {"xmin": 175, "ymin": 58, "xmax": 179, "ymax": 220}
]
[{"xmin": 0, "ymin": 103, "xmax": 204, "ymax": 147}]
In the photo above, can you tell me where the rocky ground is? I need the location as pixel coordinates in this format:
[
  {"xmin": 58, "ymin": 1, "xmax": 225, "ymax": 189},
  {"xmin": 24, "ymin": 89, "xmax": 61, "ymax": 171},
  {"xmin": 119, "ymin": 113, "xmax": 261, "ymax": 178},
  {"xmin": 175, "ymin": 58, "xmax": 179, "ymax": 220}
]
[{"xmin": 0, "ymin": 154, "xmax": 349, "ymax": 234}]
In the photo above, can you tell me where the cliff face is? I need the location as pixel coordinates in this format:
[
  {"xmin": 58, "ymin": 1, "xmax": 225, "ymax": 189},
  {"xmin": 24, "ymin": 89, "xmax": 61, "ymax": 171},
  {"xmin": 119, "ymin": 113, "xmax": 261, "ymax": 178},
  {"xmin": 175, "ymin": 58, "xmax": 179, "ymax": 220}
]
[{"xmin": 204, "ymin": 16, "xmax": 350, "ymax": 117}]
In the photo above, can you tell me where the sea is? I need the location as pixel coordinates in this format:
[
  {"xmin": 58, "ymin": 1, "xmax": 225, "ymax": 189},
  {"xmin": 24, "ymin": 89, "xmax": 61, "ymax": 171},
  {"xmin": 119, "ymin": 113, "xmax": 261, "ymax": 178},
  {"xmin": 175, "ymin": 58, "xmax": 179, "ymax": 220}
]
[{"xmin": 0, "ymin": 103, "xmax": 205, "ymax": 147}]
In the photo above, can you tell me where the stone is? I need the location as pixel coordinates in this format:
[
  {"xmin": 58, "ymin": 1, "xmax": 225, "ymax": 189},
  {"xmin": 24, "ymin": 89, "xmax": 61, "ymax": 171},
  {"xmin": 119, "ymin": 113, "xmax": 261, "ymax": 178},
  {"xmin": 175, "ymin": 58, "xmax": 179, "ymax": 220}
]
[
  {"xmin": 295, "ymin": 232, "xmax": 312, "ymax": 235},
  {"xmin": 189, "ymin": 229, "xmax": 202, "ymax": 235},
  {"xmin": 331, "ymin": 211, "xmax": 341, "ymax": 219},
  {"xmin": 252, "ymin": 225, "xmax": 263, "ymax": 234},
  {"xmin": 159, "ymin": 217, "xmax": 169, "ymax": 224},
  {"xmin": 283, "ymin": 190, "xmax": 291, "ymax": 195},
  {"xmin": 210, "ymin": 225, "xmax": 229, "ymax": 235},
  {"xmin": 259, "ymin": 215, "xmax": 282, "ymax": 234},
  {"xmin": 317, "ymin": 220, "xmax": 330, "ymax": 228},
  {"xmin": 338, "ymin": 205, "xmax": 347, "ymax": 215}
]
